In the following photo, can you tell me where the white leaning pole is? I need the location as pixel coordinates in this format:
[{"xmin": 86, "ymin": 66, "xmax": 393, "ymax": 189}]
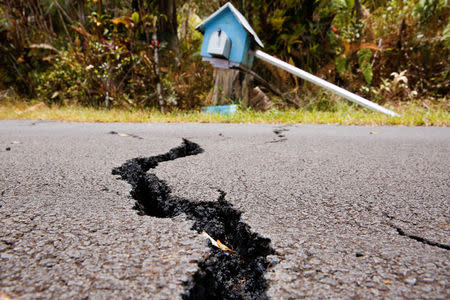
[{"xmin": 253, "ymin": 50, "xmax": 400, "ymax": 117}]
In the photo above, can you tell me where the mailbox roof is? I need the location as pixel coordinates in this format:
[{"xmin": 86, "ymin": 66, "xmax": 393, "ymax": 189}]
[{"xmin": 196, "ymin": 2, "xmax": 264, "ymax": 48}]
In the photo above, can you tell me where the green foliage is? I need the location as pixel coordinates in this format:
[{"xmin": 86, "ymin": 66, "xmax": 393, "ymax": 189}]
[
  {"xmin": 332, "ymin": 0, "xmax": 365, "ymax": 42},
  {"xmin": 442, "ymin": 23, "xmax": 450, "ymax": 46},
  {"xmin": 357, "ymin": 49, "xmax": 373, "ymax": 85},
  {"xmin": 414, "ymin": 0, "xmax": 449, "ymax": 25},
  {"xmin": 268, "ymin": 9, "xmax": 287, "ymax": 33},
  {"xmin": 131, "ymin": 12, "xmax": 140, "ymax": 24},
  {"xmin": 246, "ymin": 0, "xmax": 341, "ymax": 92},
  {"xmin": 0, "ymin": 0, "xmax": 448, "ymax": 109},
  {"xmin": 335, "ymin": 55, "xmax": 349, "ymax": 78},
  {"xmin": 33, "ymin": 51, "xmax": 85, "ymax": 104}
]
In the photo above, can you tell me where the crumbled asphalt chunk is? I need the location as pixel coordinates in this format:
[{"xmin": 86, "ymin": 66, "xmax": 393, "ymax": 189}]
[
  {"xmin": 273, "ymin": 129, "xmax": 286, "ymax": 138},
  {"xmin": 391, "ymin": 225, "xmax": 450, "ymax": 251},
  {"xmin": 113, "ymin": 139, "xmax": 275, "ymax": 300},
  {"xmin": 273, "ymin": 128, "xmax": 289, "ymax": 137},
  {"xmin": 269, "ymin": 127, "xmax": 289, "ymax": 143}
]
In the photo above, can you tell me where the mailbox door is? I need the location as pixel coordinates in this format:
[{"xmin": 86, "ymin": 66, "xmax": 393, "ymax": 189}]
[{"xmin": 207, "ymin": 30, "xmax": 231, "ymax": 59}]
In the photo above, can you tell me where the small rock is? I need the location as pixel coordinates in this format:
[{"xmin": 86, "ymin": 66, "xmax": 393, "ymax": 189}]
[
  {"xmin": 303, "ymin": 270, "xmax": 316, "ymax": 276},
  {"xmin": 321, "ymin": 278, "xmax": 338, "ymax": 286},
  {"xmin": 355, "ymin": 252, "xmax": 364, "ymax": 257},
  {"xmin": 314, "ymin": 273, "xmax": 325, "ymax": 280},
  {"xmin": 309, "ymin": 257, "xmax": 321, "ymax": 265},
  {"xmin": 420, "ymin": 285, "xmax": 433, "ymax": 292},
  {"xmin": 422, "ymin": 277, "xmax": 435, "ymax": 283},
  {"xmin": 405, "ymin": 277, "xmax": 417, "ymax": 285},
  {"xmin": 267, "ymin": 255, "xmax": 280, "ymax": 267},
  {"xmin": 5, "ymin": 147, "xmax": 10, "ymax": 151}
]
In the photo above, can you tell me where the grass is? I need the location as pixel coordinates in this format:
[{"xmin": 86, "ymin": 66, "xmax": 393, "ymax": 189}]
[{"xmin": 0, "ymin": 100, "xmax": 448, "ymax": 126}]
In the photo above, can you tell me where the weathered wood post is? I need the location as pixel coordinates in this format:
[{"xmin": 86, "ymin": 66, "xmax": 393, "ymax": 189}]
[{"xmin": 211, "ymin": 69, "xmax": 240, "ymax": 105}]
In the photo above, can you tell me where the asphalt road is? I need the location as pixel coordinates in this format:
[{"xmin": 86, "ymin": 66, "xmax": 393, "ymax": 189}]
[{"xmin": 1, "ymin": 120, "xmax": 449, "ymax": 299}]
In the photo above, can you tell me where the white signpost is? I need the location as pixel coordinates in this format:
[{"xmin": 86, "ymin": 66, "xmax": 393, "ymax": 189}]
[{"xmin": 253, "ymin": 50, "xmax": 400, "ymax": 117}]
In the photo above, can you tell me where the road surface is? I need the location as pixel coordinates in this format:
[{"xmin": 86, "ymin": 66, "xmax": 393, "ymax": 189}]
[{"xmin": 1, "ymin": 120, "xmax": 449, "ymax": 299}]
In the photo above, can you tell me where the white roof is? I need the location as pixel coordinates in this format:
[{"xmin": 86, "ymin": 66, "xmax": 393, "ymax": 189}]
[{"xmin": 196, "ymin": 2, "xmax": 264, "ymax": 48}]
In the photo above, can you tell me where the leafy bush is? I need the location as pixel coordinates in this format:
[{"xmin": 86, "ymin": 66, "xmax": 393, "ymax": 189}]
[{"xmin": 33, "ymin": 50, "xmax": 85, "ymax": 105}]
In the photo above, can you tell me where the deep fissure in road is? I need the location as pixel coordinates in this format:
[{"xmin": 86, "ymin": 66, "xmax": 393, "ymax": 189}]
[{"xmin": 112, "ymin": 139, "xmax": 275, "ymax": 299}]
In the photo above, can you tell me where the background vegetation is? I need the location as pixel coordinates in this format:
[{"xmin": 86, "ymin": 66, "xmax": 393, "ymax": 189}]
[{"xmin": 0, "ymin": 0, "xmax": 448, "ymax": 112}]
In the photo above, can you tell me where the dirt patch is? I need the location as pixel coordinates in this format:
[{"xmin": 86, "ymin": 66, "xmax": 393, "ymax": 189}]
[{"xmin": 113, "ymin": 139, "xmax": 275, "ymax": 299}]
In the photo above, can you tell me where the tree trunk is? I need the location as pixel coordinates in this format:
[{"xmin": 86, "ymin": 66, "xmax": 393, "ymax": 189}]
[
  {"xmin": 354, "ymin": 0, "xmax": 363, "ymax": 25},
  {"xmin": 158, "ymin": 0, "xmax": 180, "ymax": 66},
  {"xmin": 152, "ymin": 20, "xmax": 165, "ymax": 112},
  {"xmin": 77, "ymin": 0, "xmax": 86, "ymax": 26}
]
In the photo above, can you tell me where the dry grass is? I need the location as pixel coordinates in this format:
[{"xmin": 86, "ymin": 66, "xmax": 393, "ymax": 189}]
[{"xmin": 0, "ymin": 100, "xmax": 448, "ymax": 126}]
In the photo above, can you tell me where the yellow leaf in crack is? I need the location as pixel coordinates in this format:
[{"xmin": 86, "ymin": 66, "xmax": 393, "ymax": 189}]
[
  {"xmin": 216, "ymin": 240, "xmax": 236, "ymax": 254},
  {"xmin": 201, "ymin": 231, "xmax": 235, "ymax": 253}
]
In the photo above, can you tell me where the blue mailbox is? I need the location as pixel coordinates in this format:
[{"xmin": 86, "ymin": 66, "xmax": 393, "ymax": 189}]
[
  {"xmin": 196, "ymin": 2, "xmax": 264, "ymax": 69},
  {"xmin": 196, "ymin": 2, "xmax": 400, "ymax": 116}
]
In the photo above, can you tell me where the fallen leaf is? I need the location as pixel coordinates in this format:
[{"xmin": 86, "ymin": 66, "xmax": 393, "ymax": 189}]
[
  {"xmin": 201, "ymin": 231, "xmax": 235, "ymax": 254},
  {"xmin": 216, "ymin": 239, "xmax": 236, "ymax": 254},
  {"xmin": 117, "ymin": 133, "xmax": 131, "ymax": 137},
  {"xmin": 201, "ymin": 231, "xmax": 219, "ymax": 247},
  {"xmin": 384, "ymin": 280, "xmax": 391, "ymax": 285}
]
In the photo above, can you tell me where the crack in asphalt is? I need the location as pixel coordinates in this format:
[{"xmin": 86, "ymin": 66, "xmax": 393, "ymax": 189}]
[
  {"xmin": 391, "ymin": 225, "xmax": 450, "ymax": 251},
  {"xmin": 383, "ymin": 213, "xmax": 449, "ymax": 250},
  {"xmin": 112, "ymin": 139, "xmax": 275, "ymax": 299}
]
